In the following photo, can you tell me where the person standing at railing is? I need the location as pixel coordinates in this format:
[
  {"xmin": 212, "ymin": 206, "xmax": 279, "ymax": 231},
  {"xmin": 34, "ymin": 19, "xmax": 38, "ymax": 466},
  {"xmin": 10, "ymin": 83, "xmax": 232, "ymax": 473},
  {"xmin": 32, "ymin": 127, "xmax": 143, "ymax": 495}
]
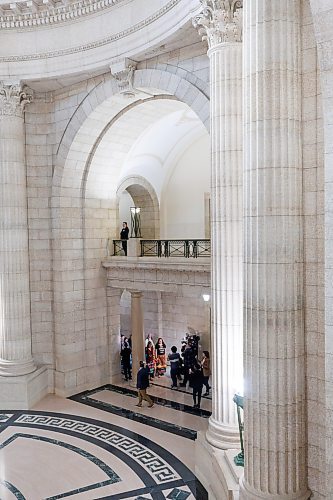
[{"xmin": 120, "ymin": 221, "xmax": 129, "ymax": 256}]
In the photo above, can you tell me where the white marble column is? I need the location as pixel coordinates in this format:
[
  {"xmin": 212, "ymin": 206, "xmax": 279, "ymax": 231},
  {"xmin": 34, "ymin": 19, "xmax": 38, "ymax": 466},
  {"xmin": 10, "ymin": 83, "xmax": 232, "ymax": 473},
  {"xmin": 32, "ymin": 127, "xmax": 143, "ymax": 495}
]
[
  {"xmin": 240, "ymin": 1, "xmax": 309, "ymax": 499},
  {"xmin": 130, "ymin": 291, "xmax": 145, "ymax": 379},
  {"xmin": 193, "ymin": 0, "xmax": 243, "ymax": 449},
  {"xmin": 0, "ymin": 82, "xmax": 36, "ymax": 377}
]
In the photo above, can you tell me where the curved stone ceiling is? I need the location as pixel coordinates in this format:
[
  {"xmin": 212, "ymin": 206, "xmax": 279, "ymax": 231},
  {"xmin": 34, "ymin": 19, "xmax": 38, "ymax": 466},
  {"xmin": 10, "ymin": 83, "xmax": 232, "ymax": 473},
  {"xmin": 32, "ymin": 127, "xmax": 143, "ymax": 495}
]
[
  {"xmin": 85, "ymin": 97, "xmax": 207, "ymax": 201},
  {"xmin": 0, "ymin": 0, "xmax": 201, "ymax": 85}
]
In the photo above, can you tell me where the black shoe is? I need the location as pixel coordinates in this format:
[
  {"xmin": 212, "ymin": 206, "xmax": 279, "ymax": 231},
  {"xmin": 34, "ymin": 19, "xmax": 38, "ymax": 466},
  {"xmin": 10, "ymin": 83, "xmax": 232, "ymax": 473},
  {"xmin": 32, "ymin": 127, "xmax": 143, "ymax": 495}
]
[
  {"xmin": 180, "ymin": 383, "xmax": 186, "ymax": 387},
  {"xmin": 204, "ymin": 392, "xmax": 209, "ymax": 396},
  {"xmin": 193, "ymin": 404, "xmax": 198, "ymax": 409},
  {"xmin": 125, "ymin": 378, "xmax": 128, "ymax": 381}
]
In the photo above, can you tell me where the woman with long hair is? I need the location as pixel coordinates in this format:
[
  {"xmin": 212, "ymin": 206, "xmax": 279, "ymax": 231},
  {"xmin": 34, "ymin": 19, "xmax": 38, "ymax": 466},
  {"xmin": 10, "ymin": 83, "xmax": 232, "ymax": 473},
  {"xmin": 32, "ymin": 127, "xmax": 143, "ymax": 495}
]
[
  {"xmin": 201, "ymin": 350, "xmax": 211, "ymax": 396},
  {"xmin": 155, "ymin": 337, "xmax": 167, "ymax": 377},
  {"xmin": 145, "ymin": 340, "xmax": 156, "ymax": 380}
]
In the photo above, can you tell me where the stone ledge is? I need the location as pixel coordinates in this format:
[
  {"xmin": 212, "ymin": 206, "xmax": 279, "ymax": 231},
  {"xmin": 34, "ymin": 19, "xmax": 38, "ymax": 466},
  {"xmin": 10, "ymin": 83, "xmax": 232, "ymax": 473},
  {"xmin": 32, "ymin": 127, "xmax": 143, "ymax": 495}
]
[{"xmin": 195, "ymin": 431, "xmax": 242, "ymax": 500}]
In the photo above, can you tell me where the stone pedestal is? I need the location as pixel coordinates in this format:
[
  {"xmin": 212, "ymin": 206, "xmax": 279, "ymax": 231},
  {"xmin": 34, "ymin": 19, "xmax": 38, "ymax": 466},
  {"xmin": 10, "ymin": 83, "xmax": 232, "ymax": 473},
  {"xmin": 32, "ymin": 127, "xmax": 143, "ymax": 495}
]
[
  {"xmin": 240, "ymin": 1, "xmax": 310, "ymax": 498},
  {"xmin": 127, "ymin": 238, "xmax": 141, "ymax": 257},
  {"xmin": 0, "ymin": 83, "xmax": 36, "ymax": 380},
  {"xmin": 0, "ymin": 366, "xmax": 49, "ymax": 410},
  {"xmin": 193, "ymin": 0, "xmax": 243, "ymax": 451},
  {"xmin": 195, "ymin": 431, "xmax": 242, "ymax": 500}
]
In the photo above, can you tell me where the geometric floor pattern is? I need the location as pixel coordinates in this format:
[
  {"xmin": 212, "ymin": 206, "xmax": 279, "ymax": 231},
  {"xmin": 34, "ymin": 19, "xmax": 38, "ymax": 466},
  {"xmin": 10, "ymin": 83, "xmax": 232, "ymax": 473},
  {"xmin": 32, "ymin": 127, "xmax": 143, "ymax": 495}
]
[{"xmin": 0, "ymin": 380, "xmax": 209, "ymax": 499}]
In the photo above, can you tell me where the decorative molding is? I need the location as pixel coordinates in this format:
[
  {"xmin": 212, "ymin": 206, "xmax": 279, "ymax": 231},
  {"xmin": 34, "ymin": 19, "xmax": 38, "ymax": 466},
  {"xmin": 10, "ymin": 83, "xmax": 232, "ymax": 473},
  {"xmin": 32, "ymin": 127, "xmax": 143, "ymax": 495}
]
[
  {"xmin": 111, "ymin": 58, "xmax": 137, "ymax": 97},
  {"xmin": 0, "ymin": 83, "xmax": 33, "ymax": 116},
  {"xmin": 0, "ymin": 0, "xmax": 126, "ymax": 29},
  {"xmin": 192, "ymin": 0, "xmax": 243, "ymax": 48},
  {"xmin": 0, "ymin": 0, "xmax": 179, "ymax": 31},
  {"xmin": 0, "ymin": 0, "xmax": 181, "ymax": 61}
]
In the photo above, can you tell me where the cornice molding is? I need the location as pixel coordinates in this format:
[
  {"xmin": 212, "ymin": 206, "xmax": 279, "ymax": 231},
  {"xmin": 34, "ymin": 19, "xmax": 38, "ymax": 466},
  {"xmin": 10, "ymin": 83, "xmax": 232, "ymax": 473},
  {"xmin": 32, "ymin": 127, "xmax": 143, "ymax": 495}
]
[
  {"xmin": 0, "ymin": 0, "xmax": 181, "ymax": 62},
  {"xmin": 0, "ymin": 82, "xmax": 32, "ymax": 116},
  {"xmin": 0, "ymin": 0, "xmax": 126, "ymax": 30},
  {"xmin": 192, "ymin": 0, "xmax": 243, "ymax": 48}
]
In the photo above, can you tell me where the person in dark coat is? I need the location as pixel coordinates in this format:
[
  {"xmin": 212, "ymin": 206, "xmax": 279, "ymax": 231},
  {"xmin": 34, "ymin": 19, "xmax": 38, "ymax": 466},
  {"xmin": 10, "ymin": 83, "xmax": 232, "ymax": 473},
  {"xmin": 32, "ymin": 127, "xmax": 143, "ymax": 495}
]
[
  {"xmin": 120, "ymin": 221, "xmax": 129, "ymax": 256},
  {"xmin": 168, "ymin": 345, "xmax": 181, "ymax": 389},
  {"xmin": 190, "ymin": 363, "xmax": 204, "ymax": 409},
  {"xmin": 136, "ymin": 361, "xmax": 154, "ymax": 407},
  {"xmin": 121, "ymin": 341, "xmax": 132, "ymax": 381},
  {"xmin": 180, "ymin": 342, "xmax": 196, "ymax": 388}
]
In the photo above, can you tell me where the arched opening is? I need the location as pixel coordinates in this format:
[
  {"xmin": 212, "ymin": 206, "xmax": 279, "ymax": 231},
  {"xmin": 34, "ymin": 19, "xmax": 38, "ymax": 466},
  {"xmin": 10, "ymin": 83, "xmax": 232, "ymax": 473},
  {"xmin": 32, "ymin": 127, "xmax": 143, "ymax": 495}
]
[{"xmin": 51, "ymin": 72, "xmax": 210, "ymax": 396}]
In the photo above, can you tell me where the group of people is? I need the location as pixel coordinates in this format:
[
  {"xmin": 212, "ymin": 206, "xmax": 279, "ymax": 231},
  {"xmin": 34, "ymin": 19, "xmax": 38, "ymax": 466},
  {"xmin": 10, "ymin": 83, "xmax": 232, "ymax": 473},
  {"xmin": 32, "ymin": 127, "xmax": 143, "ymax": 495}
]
[
  {"xmin": 121, "ymin": 332, "xmax": 212, "ymax": 410},
  {"xmin": 144, "ymin": 333, "xmax": 211, "ymax": 410},
  {"xmin": 145, "ymin": 336, "xmax": 167, "ymax": 379}
]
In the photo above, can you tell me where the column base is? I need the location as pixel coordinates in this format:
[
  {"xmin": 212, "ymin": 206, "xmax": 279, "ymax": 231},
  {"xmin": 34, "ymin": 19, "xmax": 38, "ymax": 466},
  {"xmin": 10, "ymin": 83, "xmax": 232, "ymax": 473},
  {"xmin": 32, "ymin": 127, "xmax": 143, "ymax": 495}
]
[
  {"xmin": 239, "ymin": 477, "xmax": 311, "ymax": 500},
  {"xmin": 207, "ymin": 416, "xmax": 240, "ymax": 449},
  {"xmin": 195, "ymin": 431, "xmax": 243, "ymax": 500},
  {"xmin": 0, "ymin": 366, "xmax": 50, "ymax": 409},
  {"xmin": 0, "ymin": 358, "xmax": 36, "ymax": 377}
]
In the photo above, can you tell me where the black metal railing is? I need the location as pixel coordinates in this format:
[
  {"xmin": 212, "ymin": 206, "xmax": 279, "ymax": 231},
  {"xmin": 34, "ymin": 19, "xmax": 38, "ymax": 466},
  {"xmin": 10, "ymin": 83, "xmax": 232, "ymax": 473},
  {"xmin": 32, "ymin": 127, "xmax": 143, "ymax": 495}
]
[
  {"xmin": 112, "ymin": 239, "xmax": 211, "ymax": 258},
  {"xmin": 141, "ymin": 239, "xmax": 210, "ymax": 258},
  {"xmin": 113, "ymin": 240, "xmax": 125, "ymax": 256}
]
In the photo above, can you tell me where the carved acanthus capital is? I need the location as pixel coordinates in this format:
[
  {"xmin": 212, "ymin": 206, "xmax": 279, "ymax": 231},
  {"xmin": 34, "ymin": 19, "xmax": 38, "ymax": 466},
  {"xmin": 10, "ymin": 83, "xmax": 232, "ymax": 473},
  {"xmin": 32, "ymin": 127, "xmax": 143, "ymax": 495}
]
[
  {"xmin": 0, "ymin": 83, "xmax": 33, "ymax": 117},
  {"xmin": 193, "ymin": 0, "xmax": 243, "ymax": 48},
  {"xmin": 111, "ymin": 59, "xmax": 137, "ymax": 98}
]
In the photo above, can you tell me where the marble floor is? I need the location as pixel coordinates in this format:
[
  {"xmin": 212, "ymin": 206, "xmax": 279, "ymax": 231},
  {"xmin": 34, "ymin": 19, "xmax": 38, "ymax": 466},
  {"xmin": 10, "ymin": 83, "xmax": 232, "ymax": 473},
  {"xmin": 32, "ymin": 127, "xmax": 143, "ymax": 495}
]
[{"xmin": 0, "ymin": 375, "xmax": 211, "ymax": 499}]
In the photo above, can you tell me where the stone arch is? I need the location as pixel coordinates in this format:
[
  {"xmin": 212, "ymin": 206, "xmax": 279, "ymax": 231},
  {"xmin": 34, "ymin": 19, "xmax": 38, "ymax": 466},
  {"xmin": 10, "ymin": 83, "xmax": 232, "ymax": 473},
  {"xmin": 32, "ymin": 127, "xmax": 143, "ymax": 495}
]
[
  {"xmin": 53, "ymin": 68, "xmax": 209, "ymax": 193},
  {"xmin": 51, "ymin": 68, "xmax": 210, "ymax": 397},
  {"xmin": 117, "ymin": 176, "xmax": 160, "ymax": 239}
]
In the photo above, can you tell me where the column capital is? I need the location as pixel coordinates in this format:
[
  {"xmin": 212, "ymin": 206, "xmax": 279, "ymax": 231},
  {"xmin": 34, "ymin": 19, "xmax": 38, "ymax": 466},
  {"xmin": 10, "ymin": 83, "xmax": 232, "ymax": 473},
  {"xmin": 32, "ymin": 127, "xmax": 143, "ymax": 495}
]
[
  {"xmin": 0, "ymin": 82, "xmax": 33, "ymax": 117},
  {"xmin": 192, "ymin": 0, "xmax": 243, "ymax": 49}
]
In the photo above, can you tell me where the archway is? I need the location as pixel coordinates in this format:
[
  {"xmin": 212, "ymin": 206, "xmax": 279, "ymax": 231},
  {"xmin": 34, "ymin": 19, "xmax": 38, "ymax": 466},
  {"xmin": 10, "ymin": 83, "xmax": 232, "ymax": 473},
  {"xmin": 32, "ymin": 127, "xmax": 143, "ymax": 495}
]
[{"xmin": 51, "ymin": 69, "xmax": 210, "ymax": 397}]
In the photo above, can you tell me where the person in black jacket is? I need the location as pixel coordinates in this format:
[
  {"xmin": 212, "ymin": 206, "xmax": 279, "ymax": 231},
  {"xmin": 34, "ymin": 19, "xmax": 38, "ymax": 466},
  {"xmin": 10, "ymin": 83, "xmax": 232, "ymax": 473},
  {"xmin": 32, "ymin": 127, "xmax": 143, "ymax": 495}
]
[
  {"xmin": 136, "ymin": 361, "xmax": 154, "ymax": 407},
  {"xmin": 190, "ymin": 362, "xmax": 204, "ymax": 409},
  {"xmin": 121, "ymin": 341, "xmax": 132, "ymax": 381},
  {"xmin": 120, "ymin": 222, "xmax": 129, "ymax": 256}
]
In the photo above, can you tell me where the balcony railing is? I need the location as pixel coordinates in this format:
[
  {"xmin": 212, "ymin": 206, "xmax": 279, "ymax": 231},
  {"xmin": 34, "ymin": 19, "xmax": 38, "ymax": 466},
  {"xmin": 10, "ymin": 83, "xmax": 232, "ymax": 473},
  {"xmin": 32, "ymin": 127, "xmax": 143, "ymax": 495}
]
[
  {"xmin": 112, "ymin": 239, "xmax": 210, "ymax": 258},
  {"xmin": 141, "ymin": 239, "xmax": 210, "ymax": 258}
]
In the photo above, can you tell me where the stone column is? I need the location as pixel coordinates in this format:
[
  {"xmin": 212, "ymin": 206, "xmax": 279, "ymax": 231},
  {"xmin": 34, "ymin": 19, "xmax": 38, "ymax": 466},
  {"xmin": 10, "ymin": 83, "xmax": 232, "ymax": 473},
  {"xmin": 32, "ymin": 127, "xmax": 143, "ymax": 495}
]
[
  {"xmin": 193, "ymin": 0, "xmax": 243, "ymax": 449},
  {"xmin": 0, "ymin": 82, "xmax": 36, "ymax": 377},
  {"xmin": 130, "ymin": 291, "xmax": 145, "ymax": 379},
  {"xmin": 240, "ymin": 1, "xmax": 309, "ymax": 499}
]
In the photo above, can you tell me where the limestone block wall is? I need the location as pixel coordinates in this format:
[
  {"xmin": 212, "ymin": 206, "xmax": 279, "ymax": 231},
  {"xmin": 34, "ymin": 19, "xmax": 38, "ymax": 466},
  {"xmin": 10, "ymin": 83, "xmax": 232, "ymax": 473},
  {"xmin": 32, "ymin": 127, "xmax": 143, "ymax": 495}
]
[
  {"xmin": 26, "ymin": 97, "xmax": 54, "ymax": 369},
  {"xmin": 302, "ymin": 2, "xmax": 325, "ymax": 497},
  {"xmin": 140, "ymin": 39, "xmax": 209, "ymax": 102}
]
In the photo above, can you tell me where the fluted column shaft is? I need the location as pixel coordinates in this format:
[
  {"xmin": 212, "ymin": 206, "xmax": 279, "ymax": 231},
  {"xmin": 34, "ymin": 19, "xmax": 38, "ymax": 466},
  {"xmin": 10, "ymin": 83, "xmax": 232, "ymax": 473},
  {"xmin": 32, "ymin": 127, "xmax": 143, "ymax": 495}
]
[
  {"xmin": 193, "ymin": 0, "xmax": 243, "ymax": 449},
  {"xmin": 240, "ymin": 1, "xmax": 309, "ymax": 498},
  {"xmin": 208, "ymin": 42, "xmax": 243, "ymax": 447},
  {"xmin": 130, "ymin": 291, "xmax": 145, "ymax": 379},
  {"xmin": 0, "ymin": 83, "xmax": 36, "ymax": 377}
]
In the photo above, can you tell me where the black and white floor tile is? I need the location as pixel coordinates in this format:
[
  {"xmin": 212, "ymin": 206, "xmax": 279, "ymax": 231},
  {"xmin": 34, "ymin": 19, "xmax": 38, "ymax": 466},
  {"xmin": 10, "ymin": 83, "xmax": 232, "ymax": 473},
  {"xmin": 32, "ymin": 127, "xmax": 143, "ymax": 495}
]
[{"xmin": 0, "ymin": 376, "xmax": 210, "ymax": 499}]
